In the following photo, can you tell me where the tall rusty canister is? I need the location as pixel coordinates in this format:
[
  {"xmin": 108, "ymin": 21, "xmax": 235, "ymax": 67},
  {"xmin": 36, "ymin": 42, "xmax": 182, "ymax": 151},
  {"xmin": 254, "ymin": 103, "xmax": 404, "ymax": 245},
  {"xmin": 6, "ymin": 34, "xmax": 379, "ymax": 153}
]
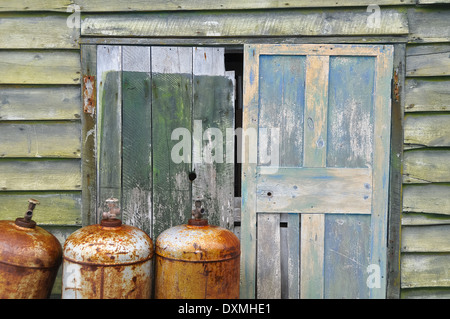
[
  {"xmin": 155, "ymin": 201, "xmax": 240, "ymax": 299},
  {"xmin": 0, "ymin": 199, "xmax": 62, "ymax": 299},
  {"xmin": 62, "ymin": 198, "xmax": 154, "ymax": 299}
]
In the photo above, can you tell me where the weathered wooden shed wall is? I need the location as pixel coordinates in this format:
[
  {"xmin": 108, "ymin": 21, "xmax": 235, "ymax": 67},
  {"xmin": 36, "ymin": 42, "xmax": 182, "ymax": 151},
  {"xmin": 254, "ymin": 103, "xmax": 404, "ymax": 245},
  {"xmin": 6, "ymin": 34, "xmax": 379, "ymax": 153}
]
[{"xmin": 0, "ymin": 0, "xmax": 449, "ymax": 298}]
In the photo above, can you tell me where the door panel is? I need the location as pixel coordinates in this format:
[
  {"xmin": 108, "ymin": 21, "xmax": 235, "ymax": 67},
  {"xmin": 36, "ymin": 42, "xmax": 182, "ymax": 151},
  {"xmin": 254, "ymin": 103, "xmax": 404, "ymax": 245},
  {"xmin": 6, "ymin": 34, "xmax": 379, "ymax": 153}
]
[{"xmin": 241, "ymin": 44, "xmax": 393, "ymax": 299}]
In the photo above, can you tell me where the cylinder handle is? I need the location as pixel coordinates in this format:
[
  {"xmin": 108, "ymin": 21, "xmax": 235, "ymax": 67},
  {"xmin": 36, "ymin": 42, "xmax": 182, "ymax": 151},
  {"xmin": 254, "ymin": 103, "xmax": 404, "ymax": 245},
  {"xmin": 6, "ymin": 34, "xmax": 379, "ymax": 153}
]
[
  {"xmin": 101, "ymin": 198, "xmax": 122, "ymax": 227},
  {"xmin": 188, "ymin": 200, "xmax": 208, "ymax": 226},
  {"xmin": 15, "ymin": 198, "xmax": 40, "ymax": 228}
]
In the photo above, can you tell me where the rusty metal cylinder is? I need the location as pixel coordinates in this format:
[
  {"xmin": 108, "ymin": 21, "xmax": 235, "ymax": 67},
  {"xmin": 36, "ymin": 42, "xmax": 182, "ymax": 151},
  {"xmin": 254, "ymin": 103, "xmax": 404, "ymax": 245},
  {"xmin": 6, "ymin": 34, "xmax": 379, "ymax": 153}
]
[
  {"xmin": 155, "ymin": 203, "xmax": 240, "ymax": 299},
  {"xmin": 62, "ymin": 198, "xmax": 154, "ymax": 299},
  {"xmin": 0, "ymin": 199, "xmax": 62, "ymax": 299}
]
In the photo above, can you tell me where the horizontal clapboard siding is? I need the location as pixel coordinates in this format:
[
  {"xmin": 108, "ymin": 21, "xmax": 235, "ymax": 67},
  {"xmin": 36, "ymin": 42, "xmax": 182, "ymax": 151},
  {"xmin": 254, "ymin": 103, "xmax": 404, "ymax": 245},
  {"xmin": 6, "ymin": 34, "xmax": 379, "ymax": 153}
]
[
  {"xmin": 0, "ymin": 86, "xmax": 81, "ymax": 120},
  {"xmin": 0, "ymin": 122, "xmax": 81, "ymax": 158},
  {"xmin": 0, "ymin": 4, "xmax": 83, "ymax": 299},
  {"xmin": 0, "ymin": 192, "xmax": 81, "ymax": 225},
  {"xmin": 75, "ymin": 0, "xmax": 415, "ymax": 11},
  {"xmin": 0, "ymin": 13, "xmax": 79, "ymax": 49},
  {"xmin": 0, "ymin": 51, "xmax": 80, "ymax": 84},
  {"xmin": 402, "ymin": 6, "xmax": 450, "ymax": 296},
  {"xmin": 405, "ymin": 78, "xmax": 450, "ymax": 112},
  {"xmin": 0, "ymin": 159, "xmax": 81, "ymax": 191},
  {"xmin": 81, "ymin": 8, "xmax": 408, "ymax": 38}
]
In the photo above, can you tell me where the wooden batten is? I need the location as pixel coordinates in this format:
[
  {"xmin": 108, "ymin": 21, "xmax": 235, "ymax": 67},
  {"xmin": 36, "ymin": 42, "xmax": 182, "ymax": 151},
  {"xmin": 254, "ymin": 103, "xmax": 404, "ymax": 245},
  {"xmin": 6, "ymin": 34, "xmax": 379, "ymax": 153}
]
[
  {"xmin": 81, "ymin": 8, "xmax": 408, "ymax": 38},
  {"xmin": 74, "ymin": 0, "xmax": 414, "ymax": 12}
]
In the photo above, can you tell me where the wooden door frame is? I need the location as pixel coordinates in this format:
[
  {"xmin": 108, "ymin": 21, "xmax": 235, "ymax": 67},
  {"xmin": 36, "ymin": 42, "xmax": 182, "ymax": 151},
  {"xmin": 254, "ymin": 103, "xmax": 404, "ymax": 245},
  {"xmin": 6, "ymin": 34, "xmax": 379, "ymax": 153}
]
[{"xmin": 80, "ymin": 39, "xmax": 404, "ymax": 299}]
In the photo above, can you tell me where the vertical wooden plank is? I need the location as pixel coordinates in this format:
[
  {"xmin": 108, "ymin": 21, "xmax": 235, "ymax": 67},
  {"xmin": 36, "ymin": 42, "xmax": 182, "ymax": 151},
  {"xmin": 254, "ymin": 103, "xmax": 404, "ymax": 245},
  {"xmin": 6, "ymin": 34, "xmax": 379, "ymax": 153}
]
[
  {"xmin": 257, "ymin": 53, "xmax": 306, "ymax": 299},
  {"xmin": 300, "ymin": 214, "xmax": 325, "ymax": 299},
  {"xmin": 300, "ymin": 55, "xmax": 329, "ymax": 299},
  {"xmin": 387, "ymin": 43, "xmax": 405, "ymax": 299},
  {"xmin": 370, "ymin": 46, "xmax": 393, "ymax": 299},
  {"xmin": 151, "ymin": 46, "xmax": 193, "ymax": 240},
  {"xmin": 287, "ymin": 213, "xmax": 300, "ymax": 299},
  {"xmin": 81, "ymin": 45, "xmax": 97, "ymax": 226},
  {"xmin": 192, "ymin": 47, "xmax": 235, "ymax": 229},
  {"xmin": 257, "ymin": 213, "xmax": 281, "ymax": 299},
  {"xmin": 304, "ymin": 55, "xmax": 329, "ymax": 167},
  {"xmin": 324, "ymin": 215, "xmax": 371, "ymax": 298},
  {"xmin": 325, "ymin": 55, "xmax": 376, "ymax": 299},
  {"xmin": 97, "ymin": 45, "xmax": 122, "ymax": 222},
  {"xmin": 240, "ymin": 44, "xmax": 260, "ymax": 299},
  {"xmin": 122, "ymin": 46, "xmax": 152, "ymax": 235}
]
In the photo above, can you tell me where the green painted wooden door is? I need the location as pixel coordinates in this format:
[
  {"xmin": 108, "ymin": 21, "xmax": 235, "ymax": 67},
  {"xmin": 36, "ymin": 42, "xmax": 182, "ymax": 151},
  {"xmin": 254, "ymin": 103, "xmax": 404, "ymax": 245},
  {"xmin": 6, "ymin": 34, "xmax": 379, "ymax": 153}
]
[
  {"xmin": 96, "ymin": 46, "xmax": 235, "ymax": 240},
  {"xmin": 241, "ymin": 44, "xmax": 393, "ymax": 299}
]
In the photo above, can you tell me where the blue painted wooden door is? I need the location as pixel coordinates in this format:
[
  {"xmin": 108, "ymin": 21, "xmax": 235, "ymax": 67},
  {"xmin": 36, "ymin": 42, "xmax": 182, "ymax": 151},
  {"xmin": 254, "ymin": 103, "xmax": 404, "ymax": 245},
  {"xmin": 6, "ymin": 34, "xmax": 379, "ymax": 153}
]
[{"xmin": 240, "ymin": 44, "xmax": 393, "ymax": 299}]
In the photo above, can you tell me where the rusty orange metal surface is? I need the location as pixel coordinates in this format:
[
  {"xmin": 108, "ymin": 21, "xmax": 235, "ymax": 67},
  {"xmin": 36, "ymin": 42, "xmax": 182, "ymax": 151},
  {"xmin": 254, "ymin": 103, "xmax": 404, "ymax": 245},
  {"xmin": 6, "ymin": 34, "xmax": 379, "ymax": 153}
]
[
  {"xmin": 0, "ymin": 200, "xmax": 62, "ymax": 299},
  {"xmin": 62, "ymin": 217, "xmax": 154, "ymax": 299},
  {"xmin": 83, "ymin": 75, "xmax": 96, "ymax": 114},
  {"xmin": 155, "ymin": 219, "xmax": 240, "ymax": 299}
]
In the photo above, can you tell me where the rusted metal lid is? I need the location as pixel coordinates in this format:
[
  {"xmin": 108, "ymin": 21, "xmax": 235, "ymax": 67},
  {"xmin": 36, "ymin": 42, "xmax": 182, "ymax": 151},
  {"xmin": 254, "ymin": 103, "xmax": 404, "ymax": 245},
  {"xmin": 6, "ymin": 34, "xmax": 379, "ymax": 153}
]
[
  {"xmin": 100, "ymin": 218, "xmax": 122, "ymax": 227},
  {"xmin": 188, "ymin": 218, "xmax": 208, "ymax": 226},
  {"xmin": 156, "ymin": 224, "xmax": 240, "ymax": 262},
  {"xmin": 63, "ymin": 224, "xmax": 154, "ymax": 265},
  {"xmin": 0, "ymin": 220, "xmax": 62, "ymax": 269}
]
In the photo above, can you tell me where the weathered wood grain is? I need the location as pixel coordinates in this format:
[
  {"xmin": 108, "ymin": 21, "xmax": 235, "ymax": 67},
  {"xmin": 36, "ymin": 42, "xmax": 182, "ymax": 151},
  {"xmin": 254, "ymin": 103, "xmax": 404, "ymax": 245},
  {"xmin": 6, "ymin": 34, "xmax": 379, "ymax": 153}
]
[
  {"xmin": 0, "ymin": 13, "xmax": 79, "ymax": 49},
  {"xmin": 80, "ymin": 44, "xmax": 97, "ymax": 226},
  {"xmin": 401, "ymin": 287, "xmax": 450, "ymax": 299},
  {"xmin": 192, "ymin": 73, "xmax": 235, "ymax": 229},
  {"xmin": 402, "ymin": 213, "xmax": 450, "ymax": 226},
  {"xmin": 401, "ymin": 254, "xmax": 450, "ymax": 288},
  {"xmin": 403, "ymin": 184, "xmax": 450, "ymax": 216},
  {"xmin": 301, "ymin": 214, "xmax": 325, "ymax": 299},
  {"xmin": 0, "ymin": 122, "xmax": 80, "ymax": 158},
  {"xmin": 403, "ymin": 149, "xmax": 450, "ymax": 183},
  {"xmin": 75, "ymin": 0, "xmax": 414, "ymax": 11},
  {"xmin": 324, "ymin": 215, "xmax": 371, "ymax": 298},
  {"xmin": 240, "ymin": 44, "xmax": 260, "ymax": 299},
  {"xmin": 257, "ymin": 213, "xmax": 281, "ymax": 299},
  {"xmin": 151, "ymin": 47, "xmax": 193, "ymax": 240},
  {"xmin": 97, "ymin": 45, "xmax": 122, "ymax": 219},
  {"xmin": 404, "ymin": 114, "xmax": 450, "ymax": 148},
  {"xmin": 387, "ymin": 43, "xmax": 405, "ymax": 299},
  {"xmin": 0, "ymin": 0, "xmax": 72, "ymax": 11},
  {"xmin": 0, "ymin": 50, "xmax": 80, "ymax": 84},
  {"xmin": 0, "ymin": 159, "xmax": 81, "ymax": 191},
  {"xmin": 256, "ymin": 169, "xmax": 372, "ymax": 214},
  {"xmin": 0, "ymin": 85, "xmax": 80, "ymax": 120},
  {"xmin": 407, "ymin": 7, "xmax": 450, "ymax": 43},
  {"xmin": 287, "ymin": 213, "xmax": 300, "ymax": 299},
  {"xmin": 418, "ymin": 0, "xmax": 450, "ymax": 3},
  {"xmin": 81, "ymin": 9, "xmax": 408, "ymax": 37},
  {"xmin": 405, "ymin": 78, "xmax": 450, "ymax": 112},
  {"xmin": 122, "ymin": 46, "xmax": 152, "ymax": 236},
  {"xmin": 402, "ymin": 225, "xmax": 450, "ymax": 252},
  {"xmin": 0, "ymin": 192, "xmax": 81, "ymax": 225},
  {"xmin": 406, "ymin": 44, "xmax": 450, "ymax": 77},
  {"xmin": 327, "ymin": 55, "xmax": 375, "ymax": 167}
]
